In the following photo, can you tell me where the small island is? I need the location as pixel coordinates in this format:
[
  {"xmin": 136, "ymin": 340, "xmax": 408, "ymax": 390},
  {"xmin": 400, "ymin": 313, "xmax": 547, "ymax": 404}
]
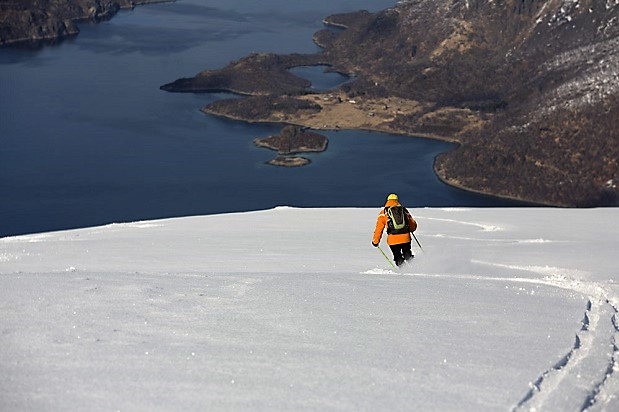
[
  {"xmin": 267, "ymin": 156, "xmax": 311, "ymax": 167},
  {"xmin": 253, "ymin": 125, "xmax": 328, "ymax": 167}
]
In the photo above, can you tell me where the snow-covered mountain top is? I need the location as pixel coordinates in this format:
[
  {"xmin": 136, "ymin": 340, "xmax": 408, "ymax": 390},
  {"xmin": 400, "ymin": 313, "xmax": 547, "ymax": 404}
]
[{"xmin": 1, "ymin": 207, "xmax": 618, "ymax": 410}]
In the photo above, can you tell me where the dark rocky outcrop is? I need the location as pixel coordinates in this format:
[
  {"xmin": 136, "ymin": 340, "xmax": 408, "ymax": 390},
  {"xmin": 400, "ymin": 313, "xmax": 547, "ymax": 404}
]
[
  {"xmin": 0, "ymin": 0, "xmax": 165, "ymax": 46},
  {"xmin": 254, "ymin": 125, "xmax": 328, "ymax": 167},
  {"xmin": 203, "ymin": 95, "xmax": 322, "ymax": 123},
  {"xmin": 163, "ymin": 0, "xmax": 618, "ymax": 206},
  {"xmin": 161, "ymin": 53, "xmax": 327, "ymax": 96}
]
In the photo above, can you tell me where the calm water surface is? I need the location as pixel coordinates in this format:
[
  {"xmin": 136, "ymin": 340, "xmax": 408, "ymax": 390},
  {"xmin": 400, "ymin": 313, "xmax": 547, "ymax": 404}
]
[{"xmin": 0, "ymin": 0, "xmax": 517, "ymax": 237}]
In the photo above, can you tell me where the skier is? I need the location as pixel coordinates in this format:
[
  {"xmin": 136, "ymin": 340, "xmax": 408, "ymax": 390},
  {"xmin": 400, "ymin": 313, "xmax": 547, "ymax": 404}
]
[{"xmin": 372, "ymin": 193, "xmax": 418, "ymax": 267}]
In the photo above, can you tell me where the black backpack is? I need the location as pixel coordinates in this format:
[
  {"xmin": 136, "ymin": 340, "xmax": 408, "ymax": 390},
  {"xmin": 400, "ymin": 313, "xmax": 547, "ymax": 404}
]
[{"xmin": 386, "ymin": 205, "xmax": 410, "ymax": 235}]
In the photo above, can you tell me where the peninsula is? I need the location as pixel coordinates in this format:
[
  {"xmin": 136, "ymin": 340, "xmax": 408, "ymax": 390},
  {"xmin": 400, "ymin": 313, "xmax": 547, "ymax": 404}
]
[{"xmin": 162, "ymin": 0, "xmax": 619, "ymax": 207}]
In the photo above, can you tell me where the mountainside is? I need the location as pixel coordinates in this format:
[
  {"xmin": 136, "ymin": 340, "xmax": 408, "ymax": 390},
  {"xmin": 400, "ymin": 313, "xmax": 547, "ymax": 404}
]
[
  {"xmin": 320, "ymin": 0, "xmax": 619, "ymax": 206},
  {"xmin": 394, "ymin": 0, "xmax": 619, "ymax": 206},
  {"xmin": 0, "ymin": 0, "xmax": 163, "ymax": 45},
  {"xmin": 164, "ymin": 0, "xmax": 619, "ymax": 206}
]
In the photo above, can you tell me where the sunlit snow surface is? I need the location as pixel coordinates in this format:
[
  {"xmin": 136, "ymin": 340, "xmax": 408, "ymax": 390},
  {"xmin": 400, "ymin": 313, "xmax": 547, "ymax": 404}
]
[{"xmin": 1, "ymin": 207, "xmax": 618, "ymax": 411}]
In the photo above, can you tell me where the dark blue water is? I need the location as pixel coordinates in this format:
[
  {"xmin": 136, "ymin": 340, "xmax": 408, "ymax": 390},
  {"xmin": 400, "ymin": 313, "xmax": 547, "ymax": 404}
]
[
  {"xmin": 289, "ymin": 65, "xmax": 350, "ymax": 91},
  {"xmin": 0, "ymin": 0, "xmax": 518, "ymax": 237}
]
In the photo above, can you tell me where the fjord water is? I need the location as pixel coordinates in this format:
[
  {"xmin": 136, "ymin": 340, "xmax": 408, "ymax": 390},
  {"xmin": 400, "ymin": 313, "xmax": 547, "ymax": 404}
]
[{"xmin": 0, "ymin": 0, "xmax": 515, "ymax": 237}]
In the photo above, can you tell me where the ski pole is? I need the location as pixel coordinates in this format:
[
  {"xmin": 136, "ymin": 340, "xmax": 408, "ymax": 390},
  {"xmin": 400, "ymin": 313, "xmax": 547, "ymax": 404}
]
[
  {"xmin": 377, "ymin": 245, "xmax": 397, "ymax": 269},
  {"xmin": 412, "ymin": 233, "xmax": 424, "ymax": 252}
]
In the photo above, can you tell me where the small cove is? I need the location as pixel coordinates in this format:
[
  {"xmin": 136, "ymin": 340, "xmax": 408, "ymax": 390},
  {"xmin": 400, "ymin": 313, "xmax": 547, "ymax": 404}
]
[{"xmin": 289, "ymin": 65, "xmax": 351, "ymax": 92}]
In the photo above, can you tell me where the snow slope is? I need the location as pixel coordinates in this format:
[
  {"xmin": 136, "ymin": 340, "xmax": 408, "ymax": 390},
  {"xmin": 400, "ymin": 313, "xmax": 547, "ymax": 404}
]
[{"xmin": 1, "ymin": 207, "xmax": 617, "ymax": 411}]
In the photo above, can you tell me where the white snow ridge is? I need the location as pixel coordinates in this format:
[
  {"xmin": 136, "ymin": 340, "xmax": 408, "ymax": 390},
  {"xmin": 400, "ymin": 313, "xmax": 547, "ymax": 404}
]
[{"xmin": 0, "ymin": 207, "xmax": 617, "ymax": 411}]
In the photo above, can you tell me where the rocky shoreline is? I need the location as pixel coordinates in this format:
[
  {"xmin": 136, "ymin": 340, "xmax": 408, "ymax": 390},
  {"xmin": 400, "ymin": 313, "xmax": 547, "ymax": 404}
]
[
  {"xmin": 0, "ymin": 0, "xmax": 167, "ymax": 46},
  {"xmin": 162, "ymin": 1, "xmax": 618, "ymax": 207}
]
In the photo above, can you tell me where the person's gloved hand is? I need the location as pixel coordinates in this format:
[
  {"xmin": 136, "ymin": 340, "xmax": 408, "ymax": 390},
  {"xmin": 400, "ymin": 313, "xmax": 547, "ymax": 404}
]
[{"xmin": 372, "ymin": 242, "xmax": 378, "ymax": 247}]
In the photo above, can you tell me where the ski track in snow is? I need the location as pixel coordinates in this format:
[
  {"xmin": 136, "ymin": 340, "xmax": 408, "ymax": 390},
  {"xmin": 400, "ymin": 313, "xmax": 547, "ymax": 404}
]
[
  {"xmin": 363, "ymin": 260, "xmax": 619, "ymax": 411},
  {"xmin": 427, "ymin": 233, "xmax": 566, "ymax": 244},
  {"xmin": 416, "ymin": 216, "xmax": 504, "ymax": 232}
]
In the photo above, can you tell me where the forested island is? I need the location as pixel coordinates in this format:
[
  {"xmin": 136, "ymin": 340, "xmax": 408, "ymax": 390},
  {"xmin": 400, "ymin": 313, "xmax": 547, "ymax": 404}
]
[
  {"xmin": 254, "ymin": 125, "xmax": 328, "ymax": 167},
  {"xmin": 163, "ymin": 0, "xmax": 619, "ymax": 207}
]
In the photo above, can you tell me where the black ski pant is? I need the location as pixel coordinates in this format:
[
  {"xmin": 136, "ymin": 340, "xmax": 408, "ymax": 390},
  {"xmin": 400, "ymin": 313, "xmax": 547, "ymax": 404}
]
[{"xmin": 389, "ymin": 242, "xmax": 413, "ymax": 267}]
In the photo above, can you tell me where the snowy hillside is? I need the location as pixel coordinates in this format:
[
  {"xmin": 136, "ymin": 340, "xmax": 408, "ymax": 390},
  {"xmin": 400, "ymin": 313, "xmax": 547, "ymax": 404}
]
[{"xmin": 1, "ymin": 207, "xmax": 618, "ymax": 411}]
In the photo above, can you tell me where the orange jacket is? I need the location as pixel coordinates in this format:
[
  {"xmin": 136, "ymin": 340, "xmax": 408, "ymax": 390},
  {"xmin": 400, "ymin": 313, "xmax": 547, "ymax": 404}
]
[{"xmin": 373, "ymin": 200, "xmax": 418, "ymax": 246}]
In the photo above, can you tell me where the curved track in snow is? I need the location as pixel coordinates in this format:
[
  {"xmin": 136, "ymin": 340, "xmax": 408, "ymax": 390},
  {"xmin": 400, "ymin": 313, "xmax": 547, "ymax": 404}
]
[
  {"xmin": 364, "ymin": 266, "xmax": 619, "ymax": 411},
  {"xmin": 411, "ymin": 209, "xmax": 619, "ymax": 411}
]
